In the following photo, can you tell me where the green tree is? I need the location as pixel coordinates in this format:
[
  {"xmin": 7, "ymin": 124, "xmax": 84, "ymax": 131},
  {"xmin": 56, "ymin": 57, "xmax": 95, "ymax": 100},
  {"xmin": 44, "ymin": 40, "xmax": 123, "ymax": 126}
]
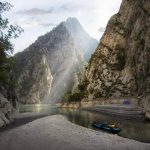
[
  {"xmin": 0, "ymin": 2, "xmax": 23, "ymax": 83},
  {"xmin": 62, "ymin": 90, "xmax": 72, "ymax": 102}
]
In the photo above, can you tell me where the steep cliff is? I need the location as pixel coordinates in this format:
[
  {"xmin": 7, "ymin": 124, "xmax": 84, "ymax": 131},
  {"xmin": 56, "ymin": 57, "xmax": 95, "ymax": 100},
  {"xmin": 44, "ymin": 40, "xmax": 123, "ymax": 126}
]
[
  {"xmin": 77, "ymin": 0, "xmax": 150, "ymax": 117},
  {"xmin": 0, "ymin": 83, "xmax": 16, "ymax": 127},
  {"xmin": 15, "ymin": 18, "xmax": 98, "ymax": 104},
  {"xmin": 15, "ymin": 52, "xmax": 53, "ymax": 104}
]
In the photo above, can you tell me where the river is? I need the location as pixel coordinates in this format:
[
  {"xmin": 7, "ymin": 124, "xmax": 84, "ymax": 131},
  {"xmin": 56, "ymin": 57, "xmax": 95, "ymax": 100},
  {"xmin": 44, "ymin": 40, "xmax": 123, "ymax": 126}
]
[{"xmin": 18, "ymin": 104, "xmax": 150, "ymax": 143}]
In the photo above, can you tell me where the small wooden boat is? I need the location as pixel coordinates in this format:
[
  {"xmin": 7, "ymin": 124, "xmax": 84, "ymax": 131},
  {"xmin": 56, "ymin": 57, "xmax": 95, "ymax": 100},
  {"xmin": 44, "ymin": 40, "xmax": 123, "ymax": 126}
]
[{"xmin": 92, "ymin": 123, "xmax": 121, "ymax": 134}]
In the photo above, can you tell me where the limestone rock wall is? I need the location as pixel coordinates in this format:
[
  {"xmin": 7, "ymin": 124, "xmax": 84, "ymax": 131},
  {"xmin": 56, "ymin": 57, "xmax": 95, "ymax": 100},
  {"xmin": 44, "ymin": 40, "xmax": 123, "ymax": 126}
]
[
  {"xmin": 78, "ymin": 0, "xmax": 150, "ymax": 118},
  {"xmin": 15, "ymin": 53, "xmax": 53, "ymax": 104}
]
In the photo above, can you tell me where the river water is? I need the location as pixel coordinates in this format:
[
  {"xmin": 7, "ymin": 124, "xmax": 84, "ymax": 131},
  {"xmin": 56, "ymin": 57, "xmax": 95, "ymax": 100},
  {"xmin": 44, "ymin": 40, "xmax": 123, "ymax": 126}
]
[{"xmin": 19, "ymin": 104, "xmax": 150, "ymax": 143}]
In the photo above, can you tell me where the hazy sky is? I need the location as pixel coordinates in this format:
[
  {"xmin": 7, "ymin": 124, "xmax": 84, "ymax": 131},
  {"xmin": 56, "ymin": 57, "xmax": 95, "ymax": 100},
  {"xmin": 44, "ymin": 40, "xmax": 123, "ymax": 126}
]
[{"xmin": 3, "ymin": 0, "xmax": 122, "ymax": 53}]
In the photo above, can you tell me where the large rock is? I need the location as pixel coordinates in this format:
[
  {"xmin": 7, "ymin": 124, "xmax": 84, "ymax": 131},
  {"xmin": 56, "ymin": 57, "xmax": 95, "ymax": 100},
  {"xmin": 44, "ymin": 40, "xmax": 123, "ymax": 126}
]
[
  {"xmin": 77, "ymin": 0, "xmax": 150, "ymax": 113},
  {"xmin": 0, "ymin": 93, "xmax": 13, "ymax": 127}
]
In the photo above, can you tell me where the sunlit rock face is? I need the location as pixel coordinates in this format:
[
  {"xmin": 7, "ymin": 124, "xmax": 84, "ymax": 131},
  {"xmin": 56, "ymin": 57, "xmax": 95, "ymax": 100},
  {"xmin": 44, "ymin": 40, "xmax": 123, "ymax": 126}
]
[
  {"xmin": 78, "ymin": 0, "xmax": 150, "ymax": 116},
  {"xmin": 15, "ymin": 53, "xmax": 53, "ymax": 104},
  {"xmin": 15, "ymin": 18, "xmax": 98, "ymax": 104},
  {"xmin": 65, "ymin": 18, "xmax": 98, "ymax": 60}
]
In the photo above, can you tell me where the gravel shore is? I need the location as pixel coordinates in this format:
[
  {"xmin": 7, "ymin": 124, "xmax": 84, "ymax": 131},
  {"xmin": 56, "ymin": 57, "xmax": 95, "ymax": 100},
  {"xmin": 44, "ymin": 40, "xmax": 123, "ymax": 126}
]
[{"xmin": 0, "ymin": 115, "xmax": 149, "ymax": 150}]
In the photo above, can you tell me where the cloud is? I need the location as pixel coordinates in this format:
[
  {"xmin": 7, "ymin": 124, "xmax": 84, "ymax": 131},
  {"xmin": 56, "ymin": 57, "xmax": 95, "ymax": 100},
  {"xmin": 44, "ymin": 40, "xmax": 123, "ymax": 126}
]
[
  {"xmin": 58, "ymin": 4, "xmax": 91, "ymax": 12},
  {"xmin": 15, "ymin": 17, "xmax": 55, "ymax": 28},
  {"xmin": 98, "ymin": 27, "xmax": 106, "ymax": 33},
  {"xmin": 39, "ymin": 23, "xmax": 55, "ymax": 27},
  {"xmin": 16, "ymin": 8, "xmax": 53, "ymax": 16},
  {"xmin": 16, "ymin": 3, "xmax": 93, "ymax": 17}
]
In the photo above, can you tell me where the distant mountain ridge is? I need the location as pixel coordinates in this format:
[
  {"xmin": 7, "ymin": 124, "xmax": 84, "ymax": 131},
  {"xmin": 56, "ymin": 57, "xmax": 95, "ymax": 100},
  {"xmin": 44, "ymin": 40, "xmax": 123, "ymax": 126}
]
[{"xmin": 15, "ymin": 17, "xmax": 98, "ymax": 104}]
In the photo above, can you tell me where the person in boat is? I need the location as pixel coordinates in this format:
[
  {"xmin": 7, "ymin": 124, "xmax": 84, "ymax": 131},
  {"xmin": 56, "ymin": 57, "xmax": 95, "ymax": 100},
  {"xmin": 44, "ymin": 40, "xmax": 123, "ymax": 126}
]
[{"xmin": 108, "ymin": 124, "xmax": 116, "ymax": 128}]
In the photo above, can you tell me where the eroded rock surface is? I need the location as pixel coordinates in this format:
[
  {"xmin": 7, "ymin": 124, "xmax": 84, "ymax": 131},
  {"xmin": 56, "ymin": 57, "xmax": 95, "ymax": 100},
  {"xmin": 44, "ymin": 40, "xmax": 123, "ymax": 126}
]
[{"xmin": 77, "ymin": 0, "xmax": 150, "ymax": 118}]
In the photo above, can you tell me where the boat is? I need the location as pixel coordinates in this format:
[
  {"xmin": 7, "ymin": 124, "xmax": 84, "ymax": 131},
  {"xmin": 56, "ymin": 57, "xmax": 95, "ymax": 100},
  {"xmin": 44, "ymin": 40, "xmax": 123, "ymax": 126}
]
[{"xmin": 92, "ymin": 122, "xmax": 121, "ymax": 134}]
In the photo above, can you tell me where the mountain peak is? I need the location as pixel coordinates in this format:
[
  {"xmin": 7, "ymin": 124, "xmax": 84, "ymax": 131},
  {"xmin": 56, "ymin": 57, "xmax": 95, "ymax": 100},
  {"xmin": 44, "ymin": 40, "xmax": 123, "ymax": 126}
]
[
  {"xmin": 66, "ymin": 17, "xmax": 80, "ymax": 25},
  {"xmin": 62, "ymin": 17, "xmax": 98, "ymax": 60},
  {"xmin": 63, "ymin": 17, "xmax": 84, "ymax": 34}
]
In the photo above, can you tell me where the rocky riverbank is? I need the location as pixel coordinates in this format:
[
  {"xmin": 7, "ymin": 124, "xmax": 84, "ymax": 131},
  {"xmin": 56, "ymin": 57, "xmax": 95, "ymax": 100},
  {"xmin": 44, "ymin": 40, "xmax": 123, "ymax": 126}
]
[
  {"xmin": 0, "ymin": 115, "xmax": 149, "ymax": 150},
  {"xmin": 83, "ymin": 105, "xmax": 145, "ymax": 121},
  {"xmin": 61, "ymin": 97, "xmax": 150, "ymax": 120},
  {"xmin": 61, "ymin": 97, "xmax": 138, "ymax": 108}
]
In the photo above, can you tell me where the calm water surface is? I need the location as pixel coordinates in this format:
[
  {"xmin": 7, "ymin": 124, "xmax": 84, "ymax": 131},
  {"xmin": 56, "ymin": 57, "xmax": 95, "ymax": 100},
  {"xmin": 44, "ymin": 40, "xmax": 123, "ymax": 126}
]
[{"xmin": 19, "ymin": 104, "xmax": 150, "ymax": 143}]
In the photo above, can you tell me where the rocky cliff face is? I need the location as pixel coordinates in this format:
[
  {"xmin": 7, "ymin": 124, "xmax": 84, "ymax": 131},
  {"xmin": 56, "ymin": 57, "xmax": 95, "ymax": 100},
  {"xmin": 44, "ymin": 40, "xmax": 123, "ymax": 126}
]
[
  {"xmin": 0, "ymin": 84, "xmax": 15, "ymax": 127},
  {"xmin": 77, "ymin": 0, "xmax": 150, "ymax": 117},
  {"xmin": 15, "ymin": 52, "xmax": 53, "ymax": 104},
  {"xmin": 15, "ymin": 18, "xmax": 98, "ymax": 104}
]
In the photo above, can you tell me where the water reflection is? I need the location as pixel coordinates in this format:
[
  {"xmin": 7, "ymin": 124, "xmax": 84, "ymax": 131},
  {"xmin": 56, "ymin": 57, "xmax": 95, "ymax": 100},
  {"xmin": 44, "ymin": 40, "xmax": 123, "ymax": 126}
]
[{"xmin": 19, "ymin": 105, "xmax": 150, "ymax": 143}]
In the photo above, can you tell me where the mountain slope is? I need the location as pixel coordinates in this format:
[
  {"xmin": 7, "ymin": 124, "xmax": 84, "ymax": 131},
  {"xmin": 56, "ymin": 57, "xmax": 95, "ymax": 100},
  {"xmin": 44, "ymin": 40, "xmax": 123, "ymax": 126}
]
[
  {"xmin": 15, "ymin": 18, "xmax": 98, "ymax": 104},
  {"xmin": 65, "ymin": 17, "xmax": 98, "ymax": 60}
]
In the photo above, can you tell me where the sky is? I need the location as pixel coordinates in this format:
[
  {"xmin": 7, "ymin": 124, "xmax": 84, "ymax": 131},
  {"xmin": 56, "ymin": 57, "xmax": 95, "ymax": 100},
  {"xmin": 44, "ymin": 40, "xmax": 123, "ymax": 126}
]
[{"xmin": 3, "ymin": 0, "xmax": 122, "ymax": 53}]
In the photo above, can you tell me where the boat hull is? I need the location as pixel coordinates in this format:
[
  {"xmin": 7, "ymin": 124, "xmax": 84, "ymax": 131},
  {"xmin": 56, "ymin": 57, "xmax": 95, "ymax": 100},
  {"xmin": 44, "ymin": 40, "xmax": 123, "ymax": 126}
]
[{"xmin": 92, "ymin": 123, "xmax": 121, "ymax": 134}]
